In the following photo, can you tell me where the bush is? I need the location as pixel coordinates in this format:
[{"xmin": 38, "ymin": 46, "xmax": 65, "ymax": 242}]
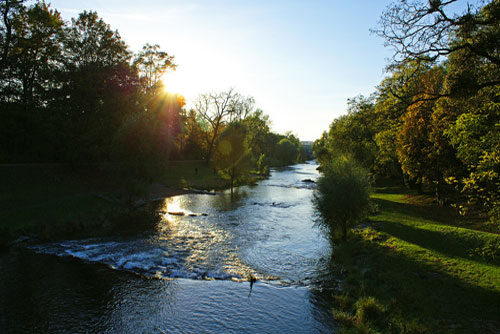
[{"xmin": 313, "ymin": 156, "xmax": 371, "ymax": 241}]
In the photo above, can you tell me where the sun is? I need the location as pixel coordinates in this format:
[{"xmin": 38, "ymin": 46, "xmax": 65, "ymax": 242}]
[{"xmin": 161, "ymin": 68, "xmax": 192, "ymax": 98}]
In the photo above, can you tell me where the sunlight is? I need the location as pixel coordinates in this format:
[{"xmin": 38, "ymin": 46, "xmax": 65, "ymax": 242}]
[
  {"xmin": 161, "ymin": 196, "xmax": 188, "ymax": 216},
  {"xmin": 161, "ymin": 68, "xmax": 194, "ymax": 99}
]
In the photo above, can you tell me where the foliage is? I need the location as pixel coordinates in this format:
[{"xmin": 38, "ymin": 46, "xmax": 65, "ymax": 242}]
[
  {"xmin": 133, "ymin": 43, "xmax": 176, "ymax": 92},
  {"xmin": 313, "ymin": 0, "xmax": 500, "ymax": 224},
  {"xmin": 313, "ymin": 156, "xmax": 372, "ymax": 241},
  {"xmin": 374, "ymin": 0, "xmax": 499, "ymax": 79},
  {"xmin": 0, "ymin": 0, "xmax": 311, "ymax": 197},
  {"xmin": 194, "ymin": 88, "xmax": 255, "ymax": 162},
  {"xmin": 330, "ymin": 183, "xmax": 500, "ymax": 333},
  {"xmin": 213, "ymin": 122, "xmax": 252, "ymax": 193},
  {"xmin": 315, "ymin": 96, "xmax": 379, "ymax": 174}
]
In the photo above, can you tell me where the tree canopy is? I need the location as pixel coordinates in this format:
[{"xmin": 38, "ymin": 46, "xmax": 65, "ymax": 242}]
[{"xmin": 315, "ymin": 0, "xmax": 500, "ymax": 224}]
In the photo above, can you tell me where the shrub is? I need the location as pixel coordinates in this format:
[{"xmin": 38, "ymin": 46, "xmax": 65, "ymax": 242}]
[{"xmin": 313, "ymin": 156, "xmax": 372, "ymax": 241}]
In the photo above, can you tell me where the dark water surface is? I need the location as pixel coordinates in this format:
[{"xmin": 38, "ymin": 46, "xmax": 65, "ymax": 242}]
[{"xmin": 0, "ymin": 162, "xmax": 337, "ymax": 333}]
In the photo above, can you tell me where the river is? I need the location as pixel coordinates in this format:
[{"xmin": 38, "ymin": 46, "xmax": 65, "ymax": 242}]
[{"xmin": 0, "ymin": 162, "xmax": 338, "ymax": 333}]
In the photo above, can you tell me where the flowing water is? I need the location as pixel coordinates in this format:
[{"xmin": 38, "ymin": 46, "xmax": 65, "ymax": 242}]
[{"xmin": 0, "ymin": 162, "xmax": 338, "ymax": 333}]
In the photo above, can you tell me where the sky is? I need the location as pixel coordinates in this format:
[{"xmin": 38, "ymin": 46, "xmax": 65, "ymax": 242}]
[{"xmin": 47, "ymin": 0, "xmax": 395, "ymax": 141}]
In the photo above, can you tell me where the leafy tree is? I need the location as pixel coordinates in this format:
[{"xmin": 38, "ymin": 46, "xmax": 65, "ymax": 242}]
[
  {"xmin": 0, "ymin": 1, "xmax": 65, "ymax": 162},
  {"xmin": 446, "ymin": 85, "xmax": 500, "ymax": 221},
  {"xmin": 273, "ymin": 133, "xmax": 302, "ymax": 166},
  {"xmin": 242, "ymin": 109, "xmax": 271, "ymax": 170},
  {"xmin": 64, "ymin": 10, "xmax": 129, "ymax": 68},
  {"xmin": 371, "ymin": 61, "xmax": 432, "ymax": 177},
  {"xmin": 312, "ymin": 131, "xmax": 331, "ymax": 167},
  {"xmin": 312, "ymin": 95, "xmax": 380, "ymax": 174},
  {"xmin": 59, "ymin": 10, "xmax": 137, "ymax": 161},
  {"xmin": 313, "ymin": 156, "xmax": 372, "ymax": 241},
  {"xmin": 194, "ymin": 88, "xmax": 255, "ymax": 162},
  {"xmin": 178, "ymin": 108, "xmax": 206, "ymax": 160},
  {"xmin": 133, "ymin": 43, "xmax": 176, "ymax": 92},
  {"xmin": 213, "ymin": 122, "xmax": 252, "ymax": 194},
  {"xmin": 396, "ymin": 66, "xmax": 456, "ymax": 199},
  {"xmin": 0, "ymin": 0, "xmax": 25, "ymax": 72},
  {"xmin": 0, "ymin": 2, "xmax": 63, "ymax": 107},
  {"xmin": 113, "ymin": 92, "xmax": 185, "ymax": 180}
]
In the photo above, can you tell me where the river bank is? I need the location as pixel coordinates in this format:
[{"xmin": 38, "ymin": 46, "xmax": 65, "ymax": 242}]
[
  {"xmin": 1, "ymin": 162, "xmax": 337, "ymax": 334},
  {"xmin": 0, "ymin": 161, "xmax": 265, "ymax": 248},
  {"xmin": 329, "ymin": 181, "xmax": 500, "ymax": 333}
]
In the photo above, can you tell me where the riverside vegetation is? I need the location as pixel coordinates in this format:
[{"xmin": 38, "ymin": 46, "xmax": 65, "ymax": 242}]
[
  {"xmin": 0, "ymin": 1, "xmax": 311, "ymax": 245},
  {"xmin": 2, "ymin": 0, "xmax": 500, "ymax": 332},
  {"xmin": 321, "ymin": 179, "xmax": 500, "ymax": 333},
  {"xmin": 312, "ymin": 1, "xmax": 500, "ymax": 332}
]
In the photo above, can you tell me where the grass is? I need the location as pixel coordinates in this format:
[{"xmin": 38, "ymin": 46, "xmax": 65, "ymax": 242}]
[
  {"xmin": 0, "ymin": 161, "xmax": 262, "ymax": 243},
  {"xmin": 330, "ymin": 181, "xmax": 500, "ymax": 333},
  {"xmin": 0, "ymin": 161, "xmax": 229, "ymax": 241},
  {"xmin": 159, "ymin": 160, "xmax": 264, "ymax": 190},
  {"xmin": 0, "ymin": 164, "xmax": 132, "ymax": 247},
  {"xmin": 160, "ymin": 160, "xmax": 231, "ymax": 189}
]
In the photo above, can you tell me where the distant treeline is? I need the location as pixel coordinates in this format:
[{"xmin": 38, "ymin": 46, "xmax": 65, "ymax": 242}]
[
  {"xmin": 0, "ymin": 1, "xmax": 307, "ymax": 180},
  {"xmin": 314, "ymin": 0, "xmax": 499, "ymax": 224}
]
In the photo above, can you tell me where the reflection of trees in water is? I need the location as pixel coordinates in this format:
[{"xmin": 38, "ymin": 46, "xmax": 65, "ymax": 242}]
[
  {"xmin": 307, "ymin": 248, "xmax": 342, "ymax": 332},
  {"xmin": 1, "ymin": 249, "xmax": 116, "ymax": 332},
  {"xmin": 1, "ymin": 248, "xmax": 183, "ymax": 333},
  {"xmin": 212, "ymin": 188, "xmax": 249, "ymax": 211}
]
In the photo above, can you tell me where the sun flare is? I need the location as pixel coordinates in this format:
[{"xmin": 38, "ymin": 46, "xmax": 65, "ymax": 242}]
[{"xmin": 161, "ymin": 68, "xmax": 193, "ymax": 98}]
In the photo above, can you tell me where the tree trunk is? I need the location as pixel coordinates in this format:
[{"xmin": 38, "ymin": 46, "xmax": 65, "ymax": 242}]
[
  {"xmin": 230, "ymin": 174, "xmax": 234, "ymax": 196},
  {"xmin": 435, "ymin": 180, "xmax": 444, "ymax": 206}
]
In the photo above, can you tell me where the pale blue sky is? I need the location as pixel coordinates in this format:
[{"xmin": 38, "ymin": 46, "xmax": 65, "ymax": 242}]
[{"xmin": 48, "ymin": 0, "xmax": 395, "ymax": 141}]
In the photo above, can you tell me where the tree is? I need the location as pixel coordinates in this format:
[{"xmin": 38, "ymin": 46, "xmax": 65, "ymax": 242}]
[
  {"xmin": 178, "ymin": 108, "xmax": 206, "ymax": 160},
  {"xmin": 242, "ymin": 109, "xmax": 271, "ymax": 171},
  {"xmin": 194, "ymin": 88, "xmax": 254, "ymax": 162},
  {"xmin": 133, "ymin": 43, "xmax": 176, "ymax": 92},
  {"xmin": 312, "ymin": 131, "xmax": 331, "ymax": 167},
  {"xmin": 446, "ymin": 85, "xmax": 500, "ymax": 222},
  {"xmin": 59, "ymin": 10, "xmax": 137, "ymax": 161},
  {"xmin": 374, "ymin": 0, "xmax": 500, "ymax": 97},
  {"xmin": 213, "ymin": 122, "xmax": 252, "ymax": 194},
  {"xmin": 0, "ymin": 1, "xmax": 66, "ymax": 162},
  {"xmin": 396, "ymin": 66, "xmax": 455, "ymax": 198},
  {"xmin": 112, "ymin": 92, "xmax": 185, "ymax": 181},
  {"xmin": 375, "ymin": 0, "xmax": 499, "ymax": 65},
  {"xmin": 0, "ymin": 2, "xmax": 63, "ymax": 107},
  {"xmin": 313, "ymin": 156, "xmax": 372, "ymax": 241},
  {"xmin": 0, "ymin": 0, "xmax": 25, "ymax": 72},
  {"xmin": 274, "ymin": 133, "xmax": 302, "ymax": 166},
  {"xmin": 64, "ymin": 10, "xmax": 129, "ymax": 68}
]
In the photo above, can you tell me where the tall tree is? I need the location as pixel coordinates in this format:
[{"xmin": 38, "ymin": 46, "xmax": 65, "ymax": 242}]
[
  {"xmin": 0, "ymin": 0, "xmax": 25, "ymax": 72},
  {"xmin": 194, "ymin": 88, "xmax": 254, "ymax": 162},
  {"xmin": 133, "ymin": 43, "xmax": 176, "ymax": 92},
  {"xmin": 61, "ymin": 10, "xmax": 135, "ymax": 161},
  {"xmin": 374, "ymin": 0, "xmax": 500, "ymax": 97},
  {"xmin": 213, "ymin": 122, "xmax": 252, "ymax": 194},
  {"xmin": 0, "ymin": 1, "xmax": 63, "ymax": 107}
]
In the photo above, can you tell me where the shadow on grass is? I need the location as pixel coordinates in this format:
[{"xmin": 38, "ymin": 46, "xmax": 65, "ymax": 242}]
[
  {"xmin": 329, "ymin": 233, "xmax": 500, "ymax": 332},
  {"xmin": 372, "ymin": 197, "xmax": 467, "ymax": 227}
]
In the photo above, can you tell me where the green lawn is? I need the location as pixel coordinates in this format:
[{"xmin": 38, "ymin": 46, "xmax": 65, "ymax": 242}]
[
  {"xmin": 160, "ymin": 160, "xmax": 231, "ymax": 189},
  {"xmin": 331, "ymin": 182, "xmax": 500, "ymax": 333},
  {"xmin": 0, "ymin": 161, "xmax": 251, "ymax": 242},
  {"xmin": 0, "ymin": 164, "xmax": 127, "ymax": 243}
]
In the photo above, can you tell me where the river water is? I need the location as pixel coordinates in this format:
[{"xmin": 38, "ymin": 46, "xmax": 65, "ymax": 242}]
[{"xmin": 0, "ymin": 162, "xmax": 338, "ymax": 333}]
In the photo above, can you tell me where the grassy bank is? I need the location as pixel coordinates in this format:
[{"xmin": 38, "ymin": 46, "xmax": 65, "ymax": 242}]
[
  {"xmin": 0, "ymin": 161, "xmax": 250, "ymax": 245},
  {"xmin": 331, "ymin": 182, "xmax": 500, "ymax": 333}
]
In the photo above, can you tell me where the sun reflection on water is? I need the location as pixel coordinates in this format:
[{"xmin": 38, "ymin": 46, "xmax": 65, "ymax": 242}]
[{"xmin": 156, "ymin": 195, "xmax": 261, "ymax": 281}]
